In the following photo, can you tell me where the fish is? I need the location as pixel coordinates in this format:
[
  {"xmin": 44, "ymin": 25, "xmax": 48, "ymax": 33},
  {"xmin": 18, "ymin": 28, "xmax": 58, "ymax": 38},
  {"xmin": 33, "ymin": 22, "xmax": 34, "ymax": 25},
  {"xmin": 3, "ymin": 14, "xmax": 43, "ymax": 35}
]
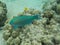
[
  {"xmin": 24, "ymin": 7, "xmax": 29, "ymax": 11},
  {"xmin": 9, "ymin": 14, "xmax": 41, "ymax": 29}
]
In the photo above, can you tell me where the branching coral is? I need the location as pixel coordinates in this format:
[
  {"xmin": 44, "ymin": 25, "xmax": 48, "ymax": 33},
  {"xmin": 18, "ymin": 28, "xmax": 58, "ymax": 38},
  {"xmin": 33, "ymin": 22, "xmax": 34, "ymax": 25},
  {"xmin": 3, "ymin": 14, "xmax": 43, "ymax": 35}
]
[{"xmin": 3, "ymin": 1, "xmax": 60, "ymax": 45}]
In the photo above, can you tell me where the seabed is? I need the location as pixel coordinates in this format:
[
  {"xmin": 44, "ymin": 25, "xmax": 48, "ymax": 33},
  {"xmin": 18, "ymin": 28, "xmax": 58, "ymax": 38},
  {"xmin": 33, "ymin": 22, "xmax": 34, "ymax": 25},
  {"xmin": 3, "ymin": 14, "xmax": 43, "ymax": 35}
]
[{"xmin": 0, "ymin": 0, "xmax": 60, "ymax": 45}]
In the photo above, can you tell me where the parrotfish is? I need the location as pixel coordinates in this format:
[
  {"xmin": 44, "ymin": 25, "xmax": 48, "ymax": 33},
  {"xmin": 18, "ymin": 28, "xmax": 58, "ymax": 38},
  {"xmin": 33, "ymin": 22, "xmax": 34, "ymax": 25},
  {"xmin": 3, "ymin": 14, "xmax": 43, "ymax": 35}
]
[{"xmin": 9, "ymin": 14, "xmax": 41, "ymax": 29}]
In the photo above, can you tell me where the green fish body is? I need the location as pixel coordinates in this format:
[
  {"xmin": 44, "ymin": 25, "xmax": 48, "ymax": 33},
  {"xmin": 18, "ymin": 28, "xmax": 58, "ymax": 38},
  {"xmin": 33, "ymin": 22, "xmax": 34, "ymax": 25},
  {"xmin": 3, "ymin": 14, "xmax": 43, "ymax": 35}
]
[{"xmin": 10, "ymin": 14, "xmax": 40, "ymax": 29}]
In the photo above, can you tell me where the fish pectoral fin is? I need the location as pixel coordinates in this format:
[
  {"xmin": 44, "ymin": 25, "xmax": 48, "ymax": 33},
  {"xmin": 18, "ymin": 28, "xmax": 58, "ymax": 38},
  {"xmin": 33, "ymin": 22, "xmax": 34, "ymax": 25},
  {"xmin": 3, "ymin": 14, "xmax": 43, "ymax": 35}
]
[{"xmin": 12, "ymin": 25, "xmax": 18, "ymax": 29}]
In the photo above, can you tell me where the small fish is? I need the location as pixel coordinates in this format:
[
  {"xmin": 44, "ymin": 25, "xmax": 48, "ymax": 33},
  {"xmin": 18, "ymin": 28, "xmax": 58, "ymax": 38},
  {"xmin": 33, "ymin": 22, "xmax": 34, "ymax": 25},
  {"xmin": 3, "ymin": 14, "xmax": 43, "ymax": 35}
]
[
  {"xmin": 24, "ymin": 7, "xmax": 29, "ymax": 13},
  {"xmin": 9, "ymin": 14, "xmax": 41, "ymax": 29},
  {"xmin": 24, "ymin": 7, "xmax": 29, "ymax": 11}
]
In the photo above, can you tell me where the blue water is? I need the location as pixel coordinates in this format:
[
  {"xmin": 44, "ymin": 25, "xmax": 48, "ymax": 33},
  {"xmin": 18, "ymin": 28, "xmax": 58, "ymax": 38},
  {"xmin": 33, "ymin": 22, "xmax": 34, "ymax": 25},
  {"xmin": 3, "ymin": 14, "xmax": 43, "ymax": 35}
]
[{"xmin": 0, "ymin": 0, "xmax": 47, "ymax": 18}]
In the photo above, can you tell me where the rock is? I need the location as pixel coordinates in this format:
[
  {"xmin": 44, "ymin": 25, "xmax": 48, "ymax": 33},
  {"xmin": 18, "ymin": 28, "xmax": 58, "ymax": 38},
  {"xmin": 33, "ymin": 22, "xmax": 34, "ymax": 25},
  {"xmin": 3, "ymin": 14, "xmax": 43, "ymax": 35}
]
[
  {"xmin": 54, "ymin": 15, "xmax": 60, "ymax": 23},
  {"xmin": 28, "ymin": 8, "xmax": 35, "ymax": 14},
  {"xmin": 12, "ymin": 31, "xmax": 19, "ymax": 38},
  {"xmin": 41, "ymin": 39, "xmax": 54, "ymax": 45},
  {"xmin": 21, "ymin": 39, "xmax": 31, "ymax": 45},
  {"xmin": 32, "ymin": 10, "xmax": 41, "ymax": 15},
  {"xmin": 0, "ymin": 1, "xmax": 7, "ymax": 27},
  {"xmin": 54, "ymin": 36, "xmax": 60, "ymax": 44},
  {"xmin": 52, "ymin": 4, "xmax": 60, "ymax": 14},
  {"xmin": 3, "ymin": 30, "xmax": 11, "ymax": 40},
  {"xmin": 56, "ymin": 0, "xmax": 60, "ymax": 4},
  {"xmin": 32, "ymin": 20, "xmax": 39, "ymax": 25},
  {"xmin": 3, "ymin": 24, "xmax": 12, "ymax": 30},
  {"xmin": 14, "ymin": 37, "xmax": 20, "ymax": 45},
  {"xmin": 6, "ymin": 37, "xmax": 13, "ymax": 45},
  {"xmin": 56, "ymin": 4, "xmax": 60, "ymax": 14},
  {"xmin": 43, "ymin": 10, "xmax": 54, "ymax": 20},
  {"xmin": 32, "ymin": 40, "xmax": 42, "ymax": 45},
  {"xmin": 42, "ymin": 10, "xmax": 55, "ymax": 25}
]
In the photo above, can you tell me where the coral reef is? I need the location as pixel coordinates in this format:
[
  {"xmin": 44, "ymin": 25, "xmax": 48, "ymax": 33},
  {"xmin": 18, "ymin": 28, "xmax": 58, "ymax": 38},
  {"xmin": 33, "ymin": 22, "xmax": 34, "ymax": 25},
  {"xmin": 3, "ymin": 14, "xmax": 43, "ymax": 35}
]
[
  {"xmin": 56, "ymin": 0, "xmax": 60, "ymax": 4},
  {"xmin": 3, "ymin": 0, "xmax": 60, "ymax": 45},
  {"xmin": 0, "ymin": 1, "xmax": 7, "ymax": 27}
]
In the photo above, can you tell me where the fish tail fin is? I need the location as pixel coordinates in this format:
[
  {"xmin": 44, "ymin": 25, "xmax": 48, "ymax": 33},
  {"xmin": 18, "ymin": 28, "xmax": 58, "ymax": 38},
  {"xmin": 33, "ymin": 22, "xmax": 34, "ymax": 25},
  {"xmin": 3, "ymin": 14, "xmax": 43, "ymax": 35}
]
[{"xmin": 34, "ymin": 14, "xmax": 41, "ymax": 19}]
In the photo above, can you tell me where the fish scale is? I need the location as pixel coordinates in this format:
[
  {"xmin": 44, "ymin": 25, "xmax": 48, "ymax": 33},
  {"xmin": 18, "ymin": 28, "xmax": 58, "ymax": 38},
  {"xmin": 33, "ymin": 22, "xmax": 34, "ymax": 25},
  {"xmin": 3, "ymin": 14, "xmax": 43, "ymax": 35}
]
[{"xmin": 10, "ymin": 14, "xmax": 40, "ymax": 29}]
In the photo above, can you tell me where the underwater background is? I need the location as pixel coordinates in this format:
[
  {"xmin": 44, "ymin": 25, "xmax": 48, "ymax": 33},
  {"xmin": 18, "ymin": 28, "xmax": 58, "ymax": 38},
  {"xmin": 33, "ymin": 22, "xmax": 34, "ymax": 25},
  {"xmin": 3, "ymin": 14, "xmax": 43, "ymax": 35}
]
[
  {"xmin": 0, "ymin": 0, "xmax": 45, "ymax": 45},
  {"xmin": 0, "ymin": 0, "xmax": 60, "ymax": 45},
  {"xmin": 0, "ymin": 0, "xmax": 46, "ymax": 18}
]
